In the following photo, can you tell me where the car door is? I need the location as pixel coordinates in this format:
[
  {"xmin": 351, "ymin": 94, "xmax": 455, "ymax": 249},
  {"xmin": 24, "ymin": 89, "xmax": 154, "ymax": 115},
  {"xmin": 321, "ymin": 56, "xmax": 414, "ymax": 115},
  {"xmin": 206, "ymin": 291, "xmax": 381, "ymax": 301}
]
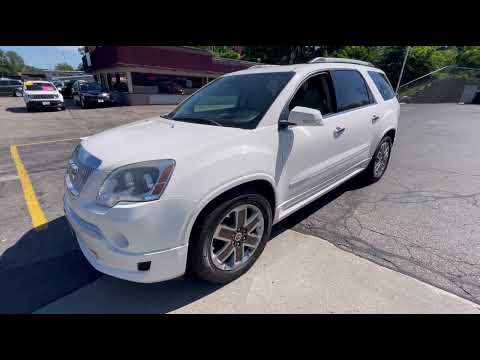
[
  {"xmin": 0, "ymin": 80, "xmax": 8, "ymax": 94},
  {"xmin": 279, "ymin": 69, "xmax": 376, "ymax": 215},
  {"xmin": 278, "ymin": 71, "xmax": 349, "ymax": 213},
  {"xmin": 325, "ymin": 69, "xmax": 377, "ymax": 177}
]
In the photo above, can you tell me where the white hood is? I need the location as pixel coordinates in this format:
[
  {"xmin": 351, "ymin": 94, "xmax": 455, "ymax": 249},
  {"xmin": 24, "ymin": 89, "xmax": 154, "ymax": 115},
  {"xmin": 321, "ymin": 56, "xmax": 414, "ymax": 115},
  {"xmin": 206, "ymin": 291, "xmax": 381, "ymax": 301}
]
[
  {"xmin": 81, "ymin": 117, "xmax": 246, "ymax": 171},
  {"xmin": 25, "ymin": 90, "xmax": 59, "ymax": 95}
]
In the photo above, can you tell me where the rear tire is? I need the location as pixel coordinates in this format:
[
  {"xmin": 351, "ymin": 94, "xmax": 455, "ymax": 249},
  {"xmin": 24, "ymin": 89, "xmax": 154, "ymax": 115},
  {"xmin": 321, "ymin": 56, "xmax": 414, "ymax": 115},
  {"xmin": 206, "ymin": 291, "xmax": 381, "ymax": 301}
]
[
  {"xmin": 188, "ymin": 189, "xmax": 272, "ymax": 284},
  {"xmin": 362, "ymin": 136, "xmax": 392, "ymax": 184}
]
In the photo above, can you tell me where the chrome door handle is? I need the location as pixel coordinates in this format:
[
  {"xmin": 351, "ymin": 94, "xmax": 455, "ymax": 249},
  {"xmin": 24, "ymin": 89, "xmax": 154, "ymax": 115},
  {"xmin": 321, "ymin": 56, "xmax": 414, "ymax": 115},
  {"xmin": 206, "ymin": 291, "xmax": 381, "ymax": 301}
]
[
  {"xmin": 372, "ymin": 114, "xmax": 380, "ymax": 123},
  {"xmin": 334, "ymin": 126, "xmax": 346, "ymax": 137}
]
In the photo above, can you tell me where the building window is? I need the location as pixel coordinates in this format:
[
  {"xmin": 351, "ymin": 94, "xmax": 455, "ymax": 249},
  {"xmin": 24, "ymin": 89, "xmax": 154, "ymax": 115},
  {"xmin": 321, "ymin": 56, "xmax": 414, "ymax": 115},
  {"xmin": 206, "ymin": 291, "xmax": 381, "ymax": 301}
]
[
  {"xmin": 109, "ymin": 72, "xmax": 129, "ymax": 92},
  {"xmin": 131, "ymin": 72, "xmax": 203, "ymax": 95}
]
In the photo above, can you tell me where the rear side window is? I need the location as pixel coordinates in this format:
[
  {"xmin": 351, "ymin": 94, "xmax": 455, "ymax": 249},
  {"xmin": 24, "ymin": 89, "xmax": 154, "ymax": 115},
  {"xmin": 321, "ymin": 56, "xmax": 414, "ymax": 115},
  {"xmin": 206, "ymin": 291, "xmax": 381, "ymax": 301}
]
[
  {"xmin": 331, "ymin": 70, "xmax": 373, "ymax": 112},
  {"xmin": 0, "ymin": 80, "xmax": 8, "ymax": 86},
  {"xmin": 368, "ymin": 71, "xmax": 396, "ymax": 100}
]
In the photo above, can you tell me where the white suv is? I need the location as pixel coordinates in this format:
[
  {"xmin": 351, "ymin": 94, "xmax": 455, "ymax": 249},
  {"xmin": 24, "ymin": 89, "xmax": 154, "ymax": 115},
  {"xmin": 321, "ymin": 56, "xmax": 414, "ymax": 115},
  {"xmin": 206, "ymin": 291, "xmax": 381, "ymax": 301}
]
[
  {"xmin": 23, "ymin": 80, "xmax": 65, "ymax": 111},
  {"xmin": 64, "ymin": 57, "xmax": 399, "ymax": 284}
]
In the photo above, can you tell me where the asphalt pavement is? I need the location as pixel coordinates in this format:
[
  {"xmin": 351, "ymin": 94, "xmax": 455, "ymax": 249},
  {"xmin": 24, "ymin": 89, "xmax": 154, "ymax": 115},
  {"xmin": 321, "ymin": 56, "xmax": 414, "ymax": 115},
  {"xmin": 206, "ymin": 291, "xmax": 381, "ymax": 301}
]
[{"xmin": 283, "ymin": 103, "xmax": 480, "ymax": 303}]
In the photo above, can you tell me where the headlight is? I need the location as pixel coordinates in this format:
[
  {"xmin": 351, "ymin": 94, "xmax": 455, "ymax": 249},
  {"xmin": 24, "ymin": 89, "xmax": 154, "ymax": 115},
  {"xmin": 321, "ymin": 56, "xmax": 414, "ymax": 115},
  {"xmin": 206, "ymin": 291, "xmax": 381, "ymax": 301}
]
[{"xmin": 96, "ymin": 160, "xmax": 175, "ymax": 207}]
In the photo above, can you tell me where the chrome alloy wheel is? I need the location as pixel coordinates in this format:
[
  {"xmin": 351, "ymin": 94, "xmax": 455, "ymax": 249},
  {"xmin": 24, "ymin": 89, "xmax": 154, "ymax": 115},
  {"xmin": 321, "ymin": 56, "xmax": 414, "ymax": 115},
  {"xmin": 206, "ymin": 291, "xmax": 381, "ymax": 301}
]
[
  {"xmin": 373, "ymin": 141, "xmax": 390, "ymax": 178},
  {"xmin": 210, "ymin": 204, "xmax": 265, "ymax": 271}
]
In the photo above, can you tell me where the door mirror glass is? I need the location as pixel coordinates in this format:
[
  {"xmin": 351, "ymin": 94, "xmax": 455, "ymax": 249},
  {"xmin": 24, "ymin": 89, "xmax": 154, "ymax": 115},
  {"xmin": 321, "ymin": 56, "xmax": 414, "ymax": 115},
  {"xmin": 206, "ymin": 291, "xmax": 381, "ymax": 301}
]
[{"xmin": 286, "ymin": 106, "xmax": 323, "ymax": 126}]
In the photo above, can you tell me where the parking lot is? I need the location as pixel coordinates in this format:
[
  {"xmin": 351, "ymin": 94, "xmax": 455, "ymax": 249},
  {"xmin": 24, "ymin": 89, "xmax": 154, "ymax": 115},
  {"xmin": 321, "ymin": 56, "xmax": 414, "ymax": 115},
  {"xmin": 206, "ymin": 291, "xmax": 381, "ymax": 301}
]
[{"xmin": 1, "ymin": 96, "xmax": 479, "ymax": 312}]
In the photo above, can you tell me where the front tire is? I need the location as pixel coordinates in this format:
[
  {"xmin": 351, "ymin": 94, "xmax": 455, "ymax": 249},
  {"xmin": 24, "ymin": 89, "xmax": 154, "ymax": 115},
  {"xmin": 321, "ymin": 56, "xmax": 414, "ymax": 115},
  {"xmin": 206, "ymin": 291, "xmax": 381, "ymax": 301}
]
[
  {"xmin": 363, "ymin": 136, "xmax": 392, "ymax": 183},
  {"xmin": 13, "ymin": 89, "xmax": 22, "ymax": 97},
  {"xmin": 189, "ymin": 190, "xmax": 272, "ymax": 284}
]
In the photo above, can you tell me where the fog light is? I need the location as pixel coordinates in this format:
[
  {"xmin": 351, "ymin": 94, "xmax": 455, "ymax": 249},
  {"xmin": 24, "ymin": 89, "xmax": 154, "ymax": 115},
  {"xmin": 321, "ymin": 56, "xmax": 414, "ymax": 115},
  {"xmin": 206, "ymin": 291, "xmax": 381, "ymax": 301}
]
[
  {"xmin": 137, "ymin": 261, "xmax": 151, "ymax": 271},
  {"xmin": 114, "ymin": 235, "xmax": 129, "ymax": 248}
]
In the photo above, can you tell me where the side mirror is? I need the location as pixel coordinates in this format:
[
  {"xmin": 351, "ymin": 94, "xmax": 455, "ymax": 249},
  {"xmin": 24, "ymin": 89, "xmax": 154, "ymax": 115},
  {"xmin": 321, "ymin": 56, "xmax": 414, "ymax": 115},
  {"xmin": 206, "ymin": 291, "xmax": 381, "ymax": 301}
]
[{"xmin": 282, "ymin": 106, "xmax": 323, "ymax": 127}]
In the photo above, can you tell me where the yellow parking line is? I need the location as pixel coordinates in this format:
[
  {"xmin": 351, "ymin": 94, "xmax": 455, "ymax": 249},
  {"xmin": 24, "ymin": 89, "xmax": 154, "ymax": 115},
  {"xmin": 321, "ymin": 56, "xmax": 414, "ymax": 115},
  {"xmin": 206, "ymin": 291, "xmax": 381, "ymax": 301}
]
[
  {"xmin": 10, "ymin": 145, "xmax": 48, "ymax": 229},
  {"xmin": 16, "ymin": 137, "xmax": 81, "ymax": 147}
]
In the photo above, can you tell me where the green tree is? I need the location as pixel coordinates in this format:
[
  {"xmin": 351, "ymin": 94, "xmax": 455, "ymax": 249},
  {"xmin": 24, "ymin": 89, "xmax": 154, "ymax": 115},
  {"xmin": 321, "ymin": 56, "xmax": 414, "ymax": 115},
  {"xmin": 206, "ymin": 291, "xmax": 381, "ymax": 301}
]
[
  {"xmin": 54, "ymin": 62, "xmax": 74, "ymax": 71},
  {"xmin": 0, "ymin": 49, "xmax": 25, "ymax": 75},
  {"xmin": 196, "ymin": 46, "xmax": 242, "ymax": 59},
  {"xmin": 457, "ymin": 47, "xmax": 480, "ymax": 68},
  {"xmin": 23, "ymin": 64, "xmax": 44, "ymax": 73},
  {"xmin": 333, "ymin": 46, "xmax": 386, "ymax": 66}
]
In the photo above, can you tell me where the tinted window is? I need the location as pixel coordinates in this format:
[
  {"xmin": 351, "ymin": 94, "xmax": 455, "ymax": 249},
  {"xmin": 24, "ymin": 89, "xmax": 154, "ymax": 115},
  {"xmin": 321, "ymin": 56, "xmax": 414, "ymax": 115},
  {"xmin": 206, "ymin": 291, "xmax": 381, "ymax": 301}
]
[
  {"xmin": 80, "ymin": 82, "xmax": 104, "ymax": 91},
  {"xmin": 26, "ymin": 83, "xmax": 55, "ymax": 91},
  {"xmin": 368, "ymin": 71, "xmax": 396, "ymax": 100},
  {"xmin": 331, "ymin": 70, "xmax": 372, "ymax": 112},
  {"xmin": 289, "ymin": 72, "xmax": 336, "ymax": 115},
  {"xmin": 168, "ymin": 72, "xmax": 294, "ymax": 129},
  {"xmin": 0, "ymin": 80, "xmax": 8, "ymax": 86}
]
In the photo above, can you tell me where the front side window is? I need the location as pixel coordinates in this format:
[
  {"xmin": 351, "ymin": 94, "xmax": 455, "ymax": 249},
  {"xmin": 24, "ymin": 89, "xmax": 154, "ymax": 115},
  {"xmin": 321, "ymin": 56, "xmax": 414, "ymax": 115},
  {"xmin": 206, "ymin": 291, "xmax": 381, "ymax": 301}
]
[
  {"xmin": 167, "ymin": 72, "xmax": 294, "ymax": 129},
  {"xmin": 368, "ymin": 71, "xmax": 396, "ymax": 100},
  {"xmin": 330, "ymin": 70, "xmax": 373, "ymax": 112},
  {"xmin": 289, "ymin": 72, "xmax": 336, "ymax": 115}
]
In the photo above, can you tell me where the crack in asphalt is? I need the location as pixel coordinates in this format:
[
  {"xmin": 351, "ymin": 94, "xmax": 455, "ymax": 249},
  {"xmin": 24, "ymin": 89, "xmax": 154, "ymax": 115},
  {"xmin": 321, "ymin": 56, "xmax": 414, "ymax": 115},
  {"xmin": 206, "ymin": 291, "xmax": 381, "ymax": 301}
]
[{"xmin": 293, "ymin": 174, "xmax": 480, "ymax": 304}]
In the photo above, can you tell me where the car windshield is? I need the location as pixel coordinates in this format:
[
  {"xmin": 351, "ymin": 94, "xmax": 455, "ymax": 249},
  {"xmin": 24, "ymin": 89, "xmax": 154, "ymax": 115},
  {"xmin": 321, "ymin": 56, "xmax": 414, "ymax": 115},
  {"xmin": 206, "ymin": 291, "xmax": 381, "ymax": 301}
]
[
  {"xmin": 80, "ymin": 82, "xmax": 104, "ymax": 91},
  {"xmin": 26, "ymin": 83, "xmax": 56, "ymax": 91},
  {"xmin": 166, "ymin": 72, "xmax": 295, "ymax": 129}
]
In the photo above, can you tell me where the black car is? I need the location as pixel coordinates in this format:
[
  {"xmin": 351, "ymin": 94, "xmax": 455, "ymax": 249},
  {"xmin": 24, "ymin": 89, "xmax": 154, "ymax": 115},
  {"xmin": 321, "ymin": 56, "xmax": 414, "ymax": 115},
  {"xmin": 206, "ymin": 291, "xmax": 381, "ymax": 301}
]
[
  {"xmin": 60, "ymin": 80, "xmax": 75, "ymax": 99},
  {"xmin": 72, "ymin": 81, "xmax": 115, "ymax": 108},
  {"xmin": 0, "ymin": 78, "xmax": 23, "ymax": 97}
]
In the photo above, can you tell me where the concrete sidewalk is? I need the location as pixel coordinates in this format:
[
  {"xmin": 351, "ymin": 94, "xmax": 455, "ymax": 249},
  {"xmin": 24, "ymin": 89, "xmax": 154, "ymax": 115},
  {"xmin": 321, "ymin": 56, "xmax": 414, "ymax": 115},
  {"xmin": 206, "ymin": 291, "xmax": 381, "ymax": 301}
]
[{"xmin": 36, "ymin": 230, "xmax": 479, "ymax": 314}]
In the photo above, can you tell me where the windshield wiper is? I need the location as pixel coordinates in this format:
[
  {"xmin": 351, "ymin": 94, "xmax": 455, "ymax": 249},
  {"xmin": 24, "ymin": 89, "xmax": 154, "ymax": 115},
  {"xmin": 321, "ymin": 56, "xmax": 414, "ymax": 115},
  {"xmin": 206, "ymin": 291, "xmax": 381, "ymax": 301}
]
[{"xmin": 173, "ymin": 117, "xmax": 224, "ymax": 127}]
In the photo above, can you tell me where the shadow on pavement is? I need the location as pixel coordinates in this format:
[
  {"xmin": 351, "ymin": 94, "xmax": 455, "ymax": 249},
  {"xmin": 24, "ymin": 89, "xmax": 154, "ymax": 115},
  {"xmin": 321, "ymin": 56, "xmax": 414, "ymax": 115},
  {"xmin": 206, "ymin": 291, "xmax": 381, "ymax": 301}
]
[
  {"xmin": 0, "ymin": 216, "xmax": 222, "ymax": 314},
  {"xmin": 0, "ymin": 217, "xmax": 101, "ymax": 314},
  {"xmin": 274, "ymin": 175, "xmax": 368, "ymax": 235},
  {"xmin": 1, "ymin": 176, "xmax": 368, "ymax": 314},
  {"xmin": 5, "ymin": 107, "xmax": 28, "ymax": 113}
]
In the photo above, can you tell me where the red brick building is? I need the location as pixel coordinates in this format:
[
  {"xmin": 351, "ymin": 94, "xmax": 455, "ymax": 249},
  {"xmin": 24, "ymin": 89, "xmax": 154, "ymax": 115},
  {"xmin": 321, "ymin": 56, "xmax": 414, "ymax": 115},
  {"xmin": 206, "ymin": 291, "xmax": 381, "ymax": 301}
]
[{"xmin": 82, "ymin": 46, "xmax": 258, "ymax": 105}]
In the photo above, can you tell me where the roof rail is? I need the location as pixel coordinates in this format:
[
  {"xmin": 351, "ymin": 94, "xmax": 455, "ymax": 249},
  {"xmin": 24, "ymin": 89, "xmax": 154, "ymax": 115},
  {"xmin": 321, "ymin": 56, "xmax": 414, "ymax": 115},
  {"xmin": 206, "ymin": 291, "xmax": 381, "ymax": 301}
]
[{"xmin": 308, "ymin": 57, "xmax": 375, "ymax": 67}]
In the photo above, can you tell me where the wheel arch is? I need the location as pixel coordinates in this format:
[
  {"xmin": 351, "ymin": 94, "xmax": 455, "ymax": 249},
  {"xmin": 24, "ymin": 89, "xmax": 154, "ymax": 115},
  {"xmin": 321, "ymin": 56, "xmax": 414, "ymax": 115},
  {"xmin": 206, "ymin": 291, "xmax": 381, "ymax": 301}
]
[
  {"xmin": 383, "ymin": 128, "xmax": 396, "ymax": 144},
  {"xmin": 182, "ymin": 175, "xmax": 277, "ymax": 247}
]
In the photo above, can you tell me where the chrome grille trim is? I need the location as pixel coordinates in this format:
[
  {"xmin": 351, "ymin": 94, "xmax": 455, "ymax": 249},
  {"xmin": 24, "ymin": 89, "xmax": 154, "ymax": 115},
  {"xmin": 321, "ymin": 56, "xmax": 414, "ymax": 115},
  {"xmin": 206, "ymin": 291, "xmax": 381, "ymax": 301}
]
[
  {"xmin": 66, "ymin": 145, "xmax": 101, "ymax": 196},
  {"xmin": 30, "ymin": 94, "xmax": 57, "ymax": 99}
]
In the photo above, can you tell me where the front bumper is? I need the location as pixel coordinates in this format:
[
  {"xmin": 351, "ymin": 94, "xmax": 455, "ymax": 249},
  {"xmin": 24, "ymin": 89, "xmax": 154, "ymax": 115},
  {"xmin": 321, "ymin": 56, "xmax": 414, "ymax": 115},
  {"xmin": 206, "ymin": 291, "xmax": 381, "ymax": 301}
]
[
  {"xmin": 64, "ymin": 191, "xmax": 192, "ymax": 283},
  {"xmin": 27, "ymin": 100, "xmax": 63, "ymax": 108},
  {"xmin": 83, "ymin": 97, "xmax": 114, "ymax": 106}
]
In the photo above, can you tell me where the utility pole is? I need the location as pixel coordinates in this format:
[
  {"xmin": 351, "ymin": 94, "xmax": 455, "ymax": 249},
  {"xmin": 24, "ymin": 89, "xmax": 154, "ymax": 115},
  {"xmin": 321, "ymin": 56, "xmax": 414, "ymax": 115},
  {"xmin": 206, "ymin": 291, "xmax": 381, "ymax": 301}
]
[{"xmin": 396, "ymin": 46, "xmax": 410, "ymax": 95}]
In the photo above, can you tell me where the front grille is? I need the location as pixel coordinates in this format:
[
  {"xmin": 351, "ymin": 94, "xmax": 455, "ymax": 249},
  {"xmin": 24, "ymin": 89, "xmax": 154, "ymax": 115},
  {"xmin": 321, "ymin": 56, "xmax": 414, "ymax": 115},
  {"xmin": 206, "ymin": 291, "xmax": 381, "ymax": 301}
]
[
  {"xmin": 66, "ymin": 146, "xmax": 101, "ymax": 196},
  {"xmin": 30, "ymin": 94, "xmax": 57, "ymax": 99}
]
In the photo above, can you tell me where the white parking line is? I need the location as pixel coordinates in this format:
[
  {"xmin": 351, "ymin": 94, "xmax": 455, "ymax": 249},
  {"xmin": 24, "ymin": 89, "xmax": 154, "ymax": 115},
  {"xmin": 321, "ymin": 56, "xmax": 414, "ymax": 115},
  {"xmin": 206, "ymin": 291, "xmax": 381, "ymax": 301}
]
[
  {"xmin": 0, "ymin": 174, "xmax": 20, "ymax": 182},
  {"xmin": 16, "ymin": 137, "xmax": 84, "ymax": 147}
]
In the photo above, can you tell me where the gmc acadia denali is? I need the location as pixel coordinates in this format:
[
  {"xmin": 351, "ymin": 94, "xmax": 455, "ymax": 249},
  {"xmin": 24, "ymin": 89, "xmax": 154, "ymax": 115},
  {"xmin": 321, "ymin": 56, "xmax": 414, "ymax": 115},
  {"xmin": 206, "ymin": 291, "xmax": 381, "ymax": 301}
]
[{"xmin": 64, "ymin": 57, "xmax": 399, "ymax": 284}]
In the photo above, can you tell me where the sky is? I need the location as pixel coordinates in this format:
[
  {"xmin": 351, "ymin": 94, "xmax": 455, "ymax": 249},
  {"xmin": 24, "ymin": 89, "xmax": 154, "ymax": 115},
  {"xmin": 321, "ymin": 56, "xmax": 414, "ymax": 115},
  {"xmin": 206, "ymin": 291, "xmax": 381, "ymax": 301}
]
[{"xmin": 0, "ymin": 46, "xmax": 82, "ymax": 70}]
